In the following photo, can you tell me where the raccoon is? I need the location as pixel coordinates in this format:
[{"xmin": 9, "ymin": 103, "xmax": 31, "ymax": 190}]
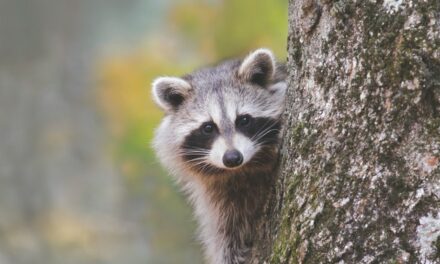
[{"xmin": 151, "ymin": 48, "xmax": 286, "ymax": 264}]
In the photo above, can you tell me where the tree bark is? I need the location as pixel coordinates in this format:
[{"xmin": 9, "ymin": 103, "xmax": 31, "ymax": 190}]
[{"xmin": 251, "ymin": 1, "xmax": 440, "ymax": 263}]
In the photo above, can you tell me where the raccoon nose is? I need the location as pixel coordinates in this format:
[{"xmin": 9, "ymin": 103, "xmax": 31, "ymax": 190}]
[{"xmin": 223, "ymin": 150, "xmax": 243, "ymax": 168}]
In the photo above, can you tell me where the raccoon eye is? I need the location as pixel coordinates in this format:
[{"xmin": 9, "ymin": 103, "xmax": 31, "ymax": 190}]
[
  {"xmin": 236, "ymin": 115, "xmax": 252, "ymax": 127},
  {"xmin": 201, "ymin": 122, "xmax": 216, "ymax": 135}
]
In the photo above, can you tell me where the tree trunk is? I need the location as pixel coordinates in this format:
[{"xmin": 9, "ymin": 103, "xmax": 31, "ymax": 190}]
[{"xmin": 251, "ymin": 1, "xmax": 440, "ymax": 263}]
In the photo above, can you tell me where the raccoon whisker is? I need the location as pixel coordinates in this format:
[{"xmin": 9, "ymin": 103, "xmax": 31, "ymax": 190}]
[
  {"xmin": 177, "ymin": 150, "xmax": 211, "ymax": 158},
  {"xmin": 256, "ymin": 128, "xmax": 280, "ymax": 139},
  {"xmin": 188, "ymin": 161, "xmax": 208, "ymax": 171},
  {"xmin": 258, "ymin": 122, "xmax": 280, "ymax": 136},
  {"xmin": 186, "ymin": 156, "xmax": 211, "ymax": 166},
  {"xmin": 179, "ymin": 149, "xmax": 211, "ymax": 154},
  {"xmin": 188, "ymin": 161, "xmax": 208, "ymax": 167},
  {"xmin": 251, "ymin": 120, "xmax": 278, "ymax": 141},
  {"xmin": 185, "ymin": 153, "xmax": 208, "ymax": 157},
  {"xmin": 193, "ymin": 162, "xmax": 212, "ymax": 175},
  {"xmin": 186, "ymin": 147, "xmax": 210, "ymax": 151},
  {"xmin": 180, "ymin": 152, "xmax": 211, "ymax": 158},
  {"xmin": 200, "ymin": 164, "xmax": 212, "ymax": 174},
  {"xmin": 253, "ymin": 128, "xmax": 280, "ymax": 143},
  {"xmin": 187, "ymin": 157, "xmax": 210, "ymax": 164},
  {"xmin": 251, "ymin": 121, "xmax": 279, "ymax": 142},
  {"xmin": 192, "ymin": 164, "xmax": 209, "ymax": 172},
  {"xmin": 189, "ymin": 158, "xmax": 208, "ymax": 164}
]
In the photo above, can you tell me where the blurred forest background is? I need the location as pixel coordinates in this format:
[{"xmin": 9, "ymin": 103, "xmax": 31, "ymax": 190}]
[{"xmin": 0, "ymin": 0, "xmax": 287, "ymax": 263}]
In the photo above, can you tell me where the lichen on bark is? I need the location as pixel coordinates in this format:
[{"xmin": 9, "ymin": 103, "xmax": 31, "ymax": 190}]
[{"xmin": 252, "ymin": 1, "xmax": 440, "ymax": 263}]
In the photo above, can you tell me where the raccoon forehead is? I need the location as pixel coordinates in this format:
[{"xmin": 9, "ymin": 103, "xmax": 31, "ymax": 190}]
[
  {"xmin": 190, "ymin": 96, "xmax": 232, "ymax": 125},
  {"xmin": 182, "ymin": 87, "xmax": 280, "ymax": 122},
  {"xmin": 171, "ymin": 79, "xmax": 282, "ymax": 127}
]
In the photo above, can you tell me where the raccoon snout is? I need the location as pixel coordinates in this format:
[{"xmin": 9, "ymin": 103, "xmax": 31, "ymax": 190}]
[{"xmin": 222, "ymin": 149, "xmax": 243, "ymax": 168}]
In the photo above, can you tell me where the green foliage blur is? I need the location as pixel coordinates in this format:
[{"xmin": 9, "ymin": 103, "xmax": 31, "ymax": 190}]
[{"xmin": 98, "ymin": 0, "xmax": 287, "ymax": 263}]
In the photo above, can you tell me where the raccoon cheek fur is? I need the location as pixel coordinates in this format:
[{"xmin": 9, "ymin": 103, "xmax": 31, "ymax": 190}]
[{"xmin": 151, "ymin": 48, "xmax": 286, "ymax": 264}]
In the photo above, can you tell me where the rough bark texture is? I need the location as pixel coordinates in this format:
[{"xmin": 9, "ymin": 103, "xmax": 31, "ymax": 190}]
[{"xmin": 251, "ymin": 1, "xmax": 440, "ymax": 263}]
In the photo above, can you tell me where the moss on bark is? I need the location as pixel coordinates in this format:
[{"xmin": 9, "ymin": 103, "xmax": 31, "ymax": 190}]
[{"xmin": 251, "ymin": 1, "xmax": 440, "ymax": 263}]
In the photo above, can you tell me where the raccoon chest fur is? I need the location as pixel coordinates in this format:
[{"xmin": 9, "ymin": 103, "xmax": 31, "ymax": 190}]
[
  {"xmin": 152, "ymin": 48, "xmax": 286, "ymax": 264},
  {"xmin": 190, "ymin": 168, "xmax": 274, "ymax": 264}
]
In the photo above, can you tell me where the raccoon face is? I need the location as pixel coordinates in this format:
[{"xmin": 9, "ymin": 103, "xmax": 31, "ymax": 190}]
[{"xmin": 152, "ymin": 49, "xmax": 286, "ymax": 176}]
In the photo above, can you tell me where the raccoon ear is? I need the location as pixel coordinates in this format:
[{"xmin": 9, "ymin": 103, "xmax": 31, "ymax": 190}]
[
  {"xmin": 238, "ymin": 48, "xmax": 276, "ymax": 87},
  {"xmin": 152, "ymin": 77, "xmax": 192, "ymax": 112}
]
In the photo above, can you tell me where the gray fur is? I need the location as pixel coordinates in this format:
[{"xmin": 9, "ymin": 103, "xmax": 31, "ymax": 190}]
[{"xmin": 152, "ymin": 49, "xmax": 287, "ymax": 264}]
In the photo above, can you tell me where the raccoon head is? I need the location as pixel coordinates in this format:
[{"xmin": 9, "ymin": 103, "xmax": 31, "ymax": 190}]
[{"xmin": 152, "ymin": 48, "xmax": 286, "ymax": 177}]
